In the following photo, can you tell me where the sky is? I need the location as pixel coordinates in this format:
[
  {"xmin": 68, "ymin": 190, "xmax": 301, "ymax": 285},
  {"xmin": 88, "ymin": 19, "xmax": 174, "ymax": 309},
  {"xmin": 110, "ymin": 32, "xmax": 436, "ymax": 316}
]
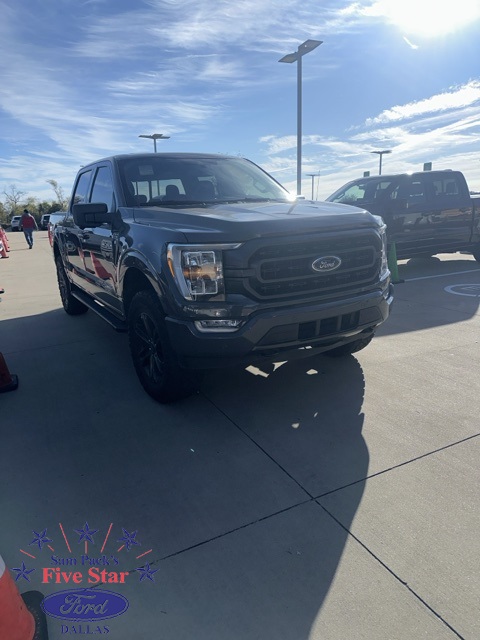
[{"xmin": 1, "ymin": 0, "xmax": 480, "ymax": 204}]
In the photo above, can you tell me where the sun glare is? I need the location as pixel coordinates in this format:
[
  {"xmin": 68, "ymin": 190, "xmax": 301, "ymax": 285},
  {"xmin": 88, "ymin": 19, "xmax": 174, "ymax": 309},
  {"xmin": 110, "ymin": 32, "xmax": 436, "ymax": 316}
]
[{"xmin": 383, "ymin": 0, "xmax": 480, "ymax": 37}]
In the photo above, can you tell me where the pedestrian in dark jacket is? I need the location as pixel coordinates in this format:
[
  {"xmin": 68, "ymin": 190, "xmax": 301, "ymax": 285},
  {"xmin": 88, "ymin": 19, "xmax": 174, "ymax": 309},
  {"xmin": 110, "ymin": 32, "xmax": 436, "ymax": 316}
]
[{"xmin": 20, "ymin": 209, "xmax": 38, "ymax": 249}]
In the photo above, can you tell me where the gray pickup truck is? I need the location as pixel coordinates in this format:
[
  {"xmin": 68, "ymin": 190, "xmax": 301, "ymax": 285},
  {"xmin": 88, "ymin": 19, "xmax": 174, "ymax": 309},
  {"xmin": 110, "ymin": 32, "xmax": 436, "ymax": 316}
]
[
  {"xmin": 327, "ymin": 170, "xmax": 480, "ymax": 260},
  {"xmin": 51, "ymin": 153, "xmax": 393, "ymax": 402}
]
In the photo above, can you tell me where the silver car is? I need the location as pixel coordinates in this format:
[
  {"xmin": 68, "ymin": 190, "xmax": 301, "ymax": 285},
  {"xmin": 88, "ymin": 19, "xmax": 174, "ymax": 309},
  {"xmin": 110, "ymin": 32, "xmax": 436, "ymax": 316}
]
[{"xmin": 10, "ymin": 215, "xmax": 22, "ymax": 231}]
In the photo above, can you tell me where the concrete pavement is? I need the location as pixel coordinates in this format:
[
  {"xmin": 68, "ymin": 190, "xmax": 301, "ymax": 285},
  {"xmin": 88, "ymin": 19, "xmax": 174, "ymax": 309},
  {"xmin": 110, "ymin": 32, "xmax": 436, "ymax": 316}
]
[{"xmin": 0, "ymin": 229, "xmax": 479, "ymax": 639}]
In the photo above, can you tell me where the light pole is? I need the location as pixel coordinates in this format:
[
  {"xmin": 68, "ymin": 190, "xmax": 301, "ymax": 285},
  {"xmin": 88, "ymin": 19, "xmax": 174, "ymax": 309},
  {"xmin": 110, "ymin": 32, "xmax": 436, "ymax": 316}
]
[
  {"xmin": 306, "ymin": 172, "xmax": 320, "ymax": 200},
  {"xmin": 371, "ymin": 149, "xmax": 392, "ymax": 175},
  {"xmin": 139, "ymin": 133, "xmax": 170, "ymax": 152},
  {"xmin": 279, "ymin": 39, "xmax": 323, "ymax": 196}
]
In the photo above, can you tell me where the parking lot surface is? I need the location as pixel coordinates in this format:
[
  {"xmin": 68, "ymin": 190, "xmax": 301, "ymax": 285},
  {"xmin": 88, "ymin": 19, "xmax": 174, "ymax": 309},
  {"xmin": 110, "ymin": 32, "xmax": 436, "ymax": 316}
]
[{"xmin": 1, "ymin": 231, "xmax": 479, "ymax": 639}]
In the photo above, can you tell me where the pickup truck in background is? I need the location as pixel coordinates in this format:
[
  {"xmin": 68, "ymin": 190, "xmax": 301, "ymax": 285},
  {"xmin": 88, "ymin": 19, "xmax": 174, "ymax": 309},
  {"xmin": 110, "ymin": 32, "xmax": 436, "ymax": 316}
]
[
  {"xmin": 51, "ymin": 153, "xmax": 393, "ymax": 403},
  {"xmin": 326, "ymin": 170, "xmax": 480, "ymax": 261}
]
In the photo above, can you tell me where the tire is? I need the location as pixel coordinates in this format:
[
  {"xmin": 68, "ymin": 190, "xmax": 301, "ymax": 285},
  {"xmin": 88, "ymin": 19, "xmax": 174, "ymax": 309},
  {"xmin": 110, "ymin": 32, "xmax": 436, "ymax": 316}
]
[
  {"xmin": 127, "ymin": 290, "xmax": 194, "ymax": 403},
  {"xmin": 55, "ymin": 256, "xmax": 89, "ymax": 315},
  {"xmin": 472, "ymin": 244, "xmax": 480, "ymax": 263},
  {"xmin": 324, "ymin": 333, "xmax": 374, "ymax": 358}
]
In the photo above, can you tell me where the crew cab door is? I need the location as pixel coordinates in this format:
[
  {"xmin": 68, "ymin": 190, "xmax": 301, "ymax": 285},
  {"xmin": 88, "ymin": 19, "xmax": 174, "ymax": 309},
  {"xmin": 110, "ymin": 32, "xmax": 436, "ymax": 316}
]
[
  {"xmin": 61, "ymin": 168, "xmax": 94, "ymax": 287},
  {"xmin": 389, "ymin": 172, "xmax": 473, "ymax": 257},
  {"xmin": 76, "ymin": 164, "xmax": 121, "ymax": 313},
  {"xmin": 422, "ymin": 172, "xmax": 474, "ymax": 251}
]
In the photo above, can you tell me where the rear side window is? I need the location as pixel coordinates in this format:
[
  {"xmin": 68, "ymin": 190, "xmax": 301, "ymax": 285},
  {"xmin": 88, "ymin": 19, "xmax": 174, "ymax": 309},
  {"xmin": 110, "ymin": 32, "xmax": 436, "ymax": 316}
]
[
  {"xmin": 73, "ymin": 170, "xmax": 92, "ymax": 204},
  {"xmin": 431, "ymin": 176, "xmax": 461, "ymax": 197}
]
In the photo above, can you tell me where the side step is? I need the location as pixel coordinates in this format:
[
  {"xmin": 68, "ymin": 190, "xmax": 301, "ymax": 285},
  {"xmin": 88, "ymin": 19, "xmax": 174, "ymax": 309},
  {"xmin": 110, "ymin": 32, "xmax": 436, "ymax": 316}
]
[{"xmin": 72, "ymin": 290, "xmax": 127, "ymax": 332}]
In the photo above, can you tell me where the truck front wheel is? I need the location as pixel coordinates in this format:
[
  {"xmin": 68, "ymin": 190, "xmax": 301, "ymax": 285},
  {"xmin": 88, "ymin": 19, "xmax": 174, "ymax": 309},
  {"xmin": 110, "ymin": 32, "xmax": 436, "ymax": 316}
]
[
  {"xmin": 128, "ymin": 290, "xmax": 194, "ymax": 403},
  {"xmin": 55, "ymin": 256, "xmax": 88, "ymax": 315},
  {"xmin": 324, "ymin": 333, "xmax": 374, "ymax": 357}
]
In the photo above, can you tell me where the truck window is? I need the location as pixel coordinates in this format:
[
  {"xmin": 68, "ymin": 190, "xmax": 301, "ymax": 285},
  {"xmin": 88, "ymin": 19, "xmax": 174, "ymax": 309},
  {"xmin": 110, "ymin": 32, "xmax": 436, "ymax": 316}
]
[
  {"xmin": 399, "ymin": 179, "xmax": 427, "ymax": 205},
  {"xmin": 431, "ymin": 176, "xmax": 461, "ymax": 197},
  {"xmin": 73, "ymin": 170, "xmax": 93, "ymax": 204},
  {"xmin": 329, "ymin": 179, "xmax": 397, "ymax": 204},
  {"xmin": 90, "ymin": 166, "xmax": 115, "ymax": 212}
]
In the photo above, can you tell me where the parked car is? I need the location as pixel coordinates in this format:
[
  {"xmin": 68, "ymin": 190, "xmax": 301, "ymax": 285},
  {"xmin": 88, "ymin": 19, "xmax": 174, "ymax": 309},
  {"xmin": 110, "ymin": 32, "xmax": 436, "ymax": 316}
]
[
  {"xmin": 40, "ymin": 214, "xmax": 51, "ymax": 230},
  {"xmin": 326, "ymin": 170, "xmax": 480, "ymax": 260},
  {"xmin": 10, "ymin": 215, "xmax": 22, "ymax": 232},
  {"xmin": 52, "ymin": 152, "xmax": 393, "ymax": 403}
]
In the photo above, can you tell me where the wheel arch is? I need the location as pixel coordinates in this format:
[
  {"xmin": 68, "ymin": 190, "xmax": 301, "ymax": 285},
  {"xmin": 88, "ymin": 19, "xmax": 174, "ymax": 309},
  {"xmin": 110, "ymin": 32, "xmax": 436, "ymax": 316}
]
[{"xmin": 120, "ymin": 254, "xmax": 166, "ymax": 317}]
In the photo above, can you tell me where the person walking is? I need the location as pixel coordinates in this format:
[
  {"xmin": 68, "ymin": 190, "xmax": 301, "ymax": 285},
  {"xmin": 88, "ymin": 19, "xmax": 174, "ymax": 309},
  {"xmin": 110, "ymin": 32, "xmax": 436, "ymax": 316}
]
[{"xmin": 20, "ymin": 209, "xmax": 38, "ymax": 249}]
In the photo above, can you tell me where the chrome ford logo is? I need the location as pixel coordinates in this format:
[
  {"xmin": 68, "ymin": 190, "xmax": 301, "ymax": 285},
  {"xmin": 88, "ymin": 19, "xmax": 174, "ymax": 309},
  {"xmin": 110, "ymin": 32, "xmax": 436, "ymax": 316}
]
[
  {"xmin": 311, "ymin": 256, "xmax": 342, "ymax": 272},
  {"xmin": 42, "ymin": 588, "xmax": 129, "ymax": 621}
]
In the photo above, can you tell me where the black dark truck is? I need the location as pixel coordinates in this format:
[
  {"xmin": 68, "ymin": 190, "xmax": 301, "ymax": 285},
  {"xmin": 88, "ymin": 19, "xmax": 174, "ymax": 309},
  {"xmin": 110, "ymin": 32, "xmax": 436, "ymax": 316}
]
[
  {"xmin": 52, "ymin": 153, "xmax": 393, "ymax": 402},
  {"xmin": 327, "ymin": 170, "xmax": 480, "ymax": 260}
]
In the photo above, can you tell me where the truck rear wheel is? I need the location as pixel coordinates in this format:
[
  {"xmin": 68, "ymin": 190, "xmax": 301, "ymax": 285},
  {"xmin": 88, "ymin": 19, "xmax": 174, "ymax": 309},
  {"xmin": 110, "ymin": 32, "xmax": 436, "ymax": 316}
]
[
  {"xmin": 127, "ymin": 290, "xmax": 194, "ymax": 403},
  {"xmin": 55, "ymin": 256, "xmax": 88, "ymax": 315},
  {"xmin": 324, "ymin": 333, "xmax": 374, "ymax": 357}
]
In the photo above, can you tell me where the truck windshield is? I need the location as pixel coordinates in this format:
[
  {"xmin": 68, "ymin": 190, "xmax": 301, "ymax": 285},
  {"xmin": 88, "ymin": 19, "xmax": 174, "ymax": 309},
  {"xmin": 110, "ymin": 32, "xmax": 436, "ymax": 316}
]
[
  {"xmin": 119, "ymin": 155, "xmax": 292, "ymax": 207},
  {"xmin": 328, "ymin": 178, "xmax": 398, "ymax": 205}
]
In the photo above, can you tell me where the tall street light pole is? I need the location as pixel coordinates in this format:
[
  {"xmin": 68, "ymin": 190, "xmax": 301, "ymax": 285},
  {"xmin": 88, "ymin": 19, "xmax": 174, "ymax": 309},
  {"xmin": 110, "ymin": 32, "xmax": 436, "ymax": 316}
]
[
  {"xmin": 306, "ymin": 172, "xmax": 320, "ymax": 200},
  {"xmin": 279, "ymin": 39, "xmax": 322, "ymax": 196},
  {"xmin": 371, "ymin": 149, "xmax": 392, "ymax": 175},
  {"xmin": 139, "ymin": 133, "xmax": 170, "ymax": 152}
]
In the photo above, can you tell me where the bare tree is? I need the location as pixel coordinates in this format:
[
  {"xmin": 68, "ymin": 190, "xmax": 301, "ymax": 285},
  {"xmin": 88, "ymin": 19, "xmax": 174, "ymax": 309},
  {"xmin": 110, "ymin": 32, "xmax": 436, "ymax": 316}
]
[
  {"xmin": 3, "ymin": 184, "xmax": 27, "ymax": 217},
  {"xmin": 46, "ymin": 179, "xmax": 68, "ymax": 209}
]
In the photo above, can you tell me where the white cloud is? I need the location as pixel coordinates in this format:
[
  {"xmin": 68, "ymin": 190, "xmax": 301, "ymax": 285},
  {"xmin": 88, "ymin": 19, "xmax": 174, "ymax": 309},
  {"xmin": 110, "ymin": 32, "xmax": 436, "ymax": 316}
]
[{"xmin": 366, "ymin": 81, "xmax": 480, "ymax": 125}]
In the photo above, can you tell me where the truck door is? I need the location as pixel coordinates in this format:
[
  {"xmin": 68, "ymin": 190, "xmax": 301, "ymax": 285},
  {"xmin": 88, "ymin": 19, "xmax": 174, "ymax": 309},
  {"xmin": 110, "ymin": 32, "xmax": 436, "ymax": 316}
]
[
  {"xmin": 78, "ymin": 164, "xmax": 122, "ymax": 313},
  {"xmin": 387, "ymin": 175, "xmax": 434, "ymax": 256},
  {"xmin": 62, "ymin": 169, "xmax": 93, "ymax": 288},
  {"xmin": 422, "ymin": 172, "xmax": 474, "ymax": 252}
]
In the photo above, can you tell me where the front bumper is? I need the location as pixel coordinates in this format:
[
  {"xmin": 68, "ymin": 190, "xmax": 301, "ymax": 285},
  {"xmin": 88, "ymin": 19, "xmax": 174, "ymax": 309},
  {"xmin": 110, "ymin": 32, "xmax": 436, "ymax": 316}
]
[{"xmin": 166, "ymin": 284, "xmax": 394, "ymax": 369}]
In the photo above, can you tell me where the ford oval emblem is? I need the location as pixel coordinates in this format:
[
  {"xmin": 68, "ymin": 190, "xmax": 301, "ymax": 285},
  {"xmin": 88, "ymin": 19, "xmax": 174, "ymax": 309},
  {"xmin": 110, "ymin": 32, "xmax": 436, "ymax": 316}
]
[
  {"xmin": 311, "ymin": 256, "xmax": 342, "ymax": 272},
  {"xmin": 41, "ymin": 588, "xmax": 129, "ymax": 621}
]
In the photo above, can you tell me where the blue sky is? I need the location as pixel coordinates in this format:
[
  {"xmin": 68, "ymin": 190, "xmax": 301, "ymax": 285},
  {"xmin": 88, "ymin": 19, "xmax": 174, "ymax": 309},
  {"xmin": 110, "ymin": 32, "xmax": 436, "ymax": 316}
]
[{"xmin": 1, "ymin": 0, "xmax": 480, "ymax": 202}]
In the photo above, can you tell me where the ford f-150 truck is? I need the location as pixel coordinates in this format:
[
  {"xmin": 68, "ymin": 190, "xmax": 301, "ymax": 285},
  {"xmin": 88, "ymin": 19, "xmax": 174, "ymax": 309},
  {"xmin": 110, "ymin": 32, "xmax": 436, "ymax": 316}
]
[
  {"xmin": 327, "ymin": 170, "xmax": 480, "ymax": 260},
  {"xmin": 52, "ymin": 153, "xmax": 393, "ymax": 402}
]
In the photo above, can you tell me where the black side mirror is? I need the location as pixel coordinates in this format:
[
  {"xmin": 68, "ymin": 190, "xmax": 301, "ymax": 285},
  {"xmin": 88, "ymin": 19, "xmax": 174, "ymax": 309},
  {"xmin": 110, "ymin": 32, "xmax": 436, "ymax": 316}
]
[{"xmin": 72, "ymin": 203, "xmax": 110, "ymax": 229}]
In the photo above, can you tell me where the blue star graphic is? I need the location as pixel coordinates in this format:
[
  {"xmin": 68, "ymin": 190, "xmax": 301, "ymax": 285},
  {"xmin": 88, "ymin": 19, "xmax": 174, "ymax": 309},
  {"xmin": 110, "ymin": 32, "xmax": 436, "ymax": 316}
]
[
  {"xmin": 29, "ymin": 528, "xmax": 52, "ymax": 550},
  {"xmin": 117, "ymin": 528, "xmax": 140, "ymax": 551},
  {"xmin": 136, "ymin": 563, "xmax": 159, "ymax": 583},
  {"xmin": 11, "ymin": 562, "xmax": 36, "ymax": 582},
  {"xmin": 74, "ymin": 522, "xmax": 98, "ymax": 544}
]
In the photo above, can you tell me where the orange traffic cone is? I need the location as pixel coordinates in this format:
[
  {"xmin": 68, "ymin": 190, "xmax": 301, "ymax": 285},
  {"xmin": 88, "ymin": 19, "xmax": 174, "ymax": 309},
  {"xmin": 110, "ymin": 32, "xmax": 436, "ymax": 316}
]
[
  {"xmin": 0, "ymin": 553, "xmax": 50, "ymax": 640},
  {"xmin": 0, "ymin": 352, "xmax": 18, "ymax": 393}
]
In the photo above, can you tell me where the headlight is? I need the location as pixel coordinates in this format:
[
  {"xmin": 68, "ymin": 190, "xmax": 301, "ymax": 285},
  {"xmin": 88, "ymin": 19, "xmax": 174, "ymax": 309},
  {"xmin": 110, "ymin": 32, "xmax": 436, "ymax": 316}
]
[
  {"xmin": 372, "ymin": 217, "xmax": 389, "ymax": 278},
  {"xmin": 167, "ymin": 243, "xmax": 241, "ymax": 301}
]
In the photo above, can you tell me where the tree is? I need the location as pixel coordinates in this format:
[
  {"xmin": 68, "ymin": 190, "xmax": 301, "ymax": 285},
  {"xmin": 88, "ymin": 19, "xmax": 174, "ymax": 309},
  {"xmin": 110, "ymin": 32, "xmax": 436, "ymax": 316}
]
[
  {"xmin": 3, "ymin": 184, "xmax": 27, "ymax": 218},
  {"xmin": 46, "ymin": 179, "xmax": 68, "ymax": 209}
]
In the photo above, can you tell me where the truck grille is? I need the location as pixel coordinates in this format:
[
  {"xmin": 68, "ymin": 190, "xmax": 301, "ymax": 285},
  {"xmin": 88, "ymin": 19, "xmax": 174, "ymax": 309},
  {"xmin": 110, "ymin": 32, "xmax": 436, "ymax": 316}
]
[{"xmin": 225, "ymin": 231, "xmax": 382, "ymax": 301}]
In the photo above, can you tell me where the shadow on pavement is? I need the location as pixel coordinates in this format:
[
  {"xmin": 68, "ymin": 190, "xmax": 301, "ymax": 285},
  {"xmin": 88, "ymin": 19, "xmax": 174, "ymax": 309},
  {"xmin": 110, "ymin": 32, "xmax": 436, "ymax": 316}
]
[{"xmin": 0, "ymin": 306, "xmax": 369, "ymax": 639}]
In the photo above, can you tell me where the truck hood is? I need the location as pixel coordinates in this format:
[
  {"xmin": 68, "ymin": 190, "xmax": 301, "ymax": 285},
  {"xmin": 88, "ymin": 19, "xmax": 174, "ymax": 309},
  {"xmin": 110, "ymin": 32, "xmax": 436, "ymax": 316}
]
[{"xmin": 130, "ymin": 200, "xmax": 380, "ymax": 243}]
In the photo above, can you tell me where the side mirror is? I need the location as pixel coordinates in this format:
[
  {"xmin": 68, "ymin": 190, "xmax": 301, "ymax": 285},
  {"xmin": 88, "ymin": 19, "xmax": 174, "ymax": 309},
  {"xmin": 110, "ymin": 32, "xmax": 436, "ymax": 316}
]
[{"xmin": 72, "ymin": 203, "xmax": 110, "ymax": 229}]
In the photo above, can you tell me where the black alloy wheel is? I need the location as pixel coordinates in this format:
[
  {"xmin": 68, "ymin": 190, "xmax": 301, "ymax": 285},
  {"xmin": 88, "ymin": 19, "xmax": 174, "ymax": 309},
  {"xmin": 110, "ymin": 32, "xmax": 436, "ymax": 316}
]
[{"xmin": 128, "ymin": 290, "xmax": 193, "ymax": 403}]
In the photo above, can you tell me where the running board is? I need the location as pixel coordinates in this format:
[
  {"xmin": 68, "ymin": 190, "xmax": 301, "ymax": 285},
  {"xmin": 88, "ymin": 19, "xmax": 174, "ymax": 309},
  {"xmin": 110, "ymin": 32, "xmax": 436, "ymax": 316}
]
[{"xmin": 72, "ymin": 290, "xmax": 127, "ymax": 332}]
